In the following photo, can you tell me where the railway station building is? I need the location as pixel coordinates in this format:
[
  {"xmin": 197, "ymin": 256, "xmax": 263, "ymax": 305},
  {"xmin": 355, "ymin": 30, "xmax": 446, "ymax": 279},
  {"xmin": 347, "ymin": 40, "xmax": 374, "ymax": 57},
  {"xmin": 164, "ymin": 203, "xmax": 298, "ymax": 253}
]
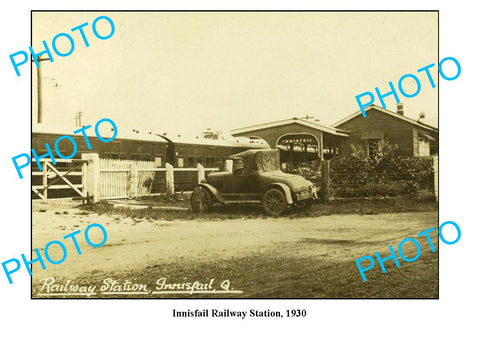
[{"xmin": 230, "ymin": 117, "xmax": 349, "ymax": 167}]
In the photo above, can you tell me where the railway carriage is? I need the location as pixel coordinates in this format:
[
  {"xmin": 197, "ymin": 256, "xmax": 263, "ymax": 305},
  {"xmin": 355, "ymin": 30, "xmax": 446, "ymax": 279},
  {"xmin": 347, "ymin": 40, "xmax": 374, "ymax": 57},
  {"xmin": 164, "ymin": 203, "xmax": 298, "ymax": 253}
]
[
  {"xmin": 32, "ymin": 124, "xmax": 269, "ymax": 168},
  {"xmin": 157, "ymin": 134, "xmax": 269, "ymax": 169},
  {"xmin": 32, "ymin": 124, "xmax": 169, "ymax": 167}
]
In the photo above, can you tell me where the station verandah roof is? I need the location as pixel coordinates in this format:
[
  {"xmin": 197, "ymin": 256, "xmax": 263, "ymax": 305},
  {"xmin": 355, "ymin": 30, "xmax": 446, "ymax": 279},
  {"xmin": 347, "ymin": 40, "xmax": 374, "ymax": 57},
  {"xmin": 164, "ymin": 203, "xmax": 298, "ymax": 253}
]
[{"xmin": 231, "ymin": 117, "xmax": 348, "ymax": 160}]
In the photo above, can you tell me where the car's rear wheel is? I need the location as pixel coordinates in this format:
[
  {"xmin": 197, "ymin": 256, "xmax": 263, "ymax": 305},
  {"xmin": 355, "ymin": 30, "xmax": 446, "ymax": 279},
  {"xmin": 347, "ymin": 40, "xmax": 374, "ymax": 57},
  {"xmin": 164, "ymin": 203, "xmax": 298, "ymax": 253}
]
[
  {"xmin": 262, "ymin": 188, "xmax": 287, "ymax": 216},
  {"xmin": 191, "ymin": 186, "xmax": 213, "ymax": 212}
]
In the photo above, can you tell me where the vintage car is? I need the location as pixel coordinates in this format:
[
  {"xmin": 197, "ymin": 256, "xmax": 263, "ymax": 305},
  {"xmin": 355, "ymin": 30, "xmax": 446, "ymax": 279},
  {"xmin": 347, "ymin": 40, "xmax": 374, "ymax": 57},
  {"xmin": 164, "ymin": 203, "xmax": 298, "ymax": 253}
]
[{"xmin": 190, "ymin": 149, "xmax": 318, "ymax": 216}]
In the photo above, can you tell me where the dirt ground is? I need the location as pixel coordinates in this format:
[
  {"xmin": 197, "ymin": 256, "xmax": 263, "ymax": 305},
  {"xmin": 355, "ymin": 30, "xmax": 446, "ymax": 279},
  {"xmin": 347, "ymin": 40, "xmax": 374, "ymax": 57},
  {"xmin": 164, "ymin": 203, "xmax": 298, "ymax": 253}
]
[{"xmin": 31, "ymin": 200, "xmax": 439, "ymax": 298}]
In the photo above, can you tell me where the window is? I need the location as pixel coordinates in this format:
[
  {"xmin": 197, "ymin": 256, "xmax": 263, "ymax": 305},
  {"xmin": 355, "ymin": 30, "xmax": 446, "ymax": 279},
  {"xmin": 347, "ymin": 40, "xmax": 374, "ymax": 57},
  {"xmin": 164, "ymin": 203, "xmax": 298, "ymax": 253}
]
[
  {"xmin": 417, "ymin": 131, "xmax": 434, "ymax": 157},
  {"xmin": 104, "ymin": 152, "xmax": 119, "ymax": 159},
  {"xmin": 135, "ymin": 144, "xmax": 145, "ymax": 153},
  {"xmin": 360, "ymin": 131, "xmax": 385, "ymax": 159},
  {"xmin": 366, "ymin": 139, "xmax": 381, "ymax": 158},
  {"xmin": 177, "ymin": 157, "xmax": 184, "ymax": 168},
  {"xmin": 154, "ymin": 157, "xmax": 162, "ymax": 168},
  {"xmin": 233, "ymin": 158, "xmax": 246, "ymax": 175},
  {"xmin": 131, "ymin": 153, "xmax": 151, "ymax": 161},
  {"xmin": 418, "ymin": 138, "xmax": 430, "ymax": 156}
]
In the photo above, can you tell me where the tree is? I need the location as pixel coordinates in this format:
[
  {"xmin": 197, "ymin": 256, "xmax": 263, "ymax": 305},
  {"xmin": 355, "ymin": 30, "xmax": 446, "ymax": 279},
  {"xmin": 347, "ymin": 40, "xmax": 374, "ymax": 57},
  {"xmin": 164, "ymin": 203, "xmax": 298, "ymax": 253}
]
[{"xmin": 201, "ymin": 128, "xmax": 223, "ymax": 140}]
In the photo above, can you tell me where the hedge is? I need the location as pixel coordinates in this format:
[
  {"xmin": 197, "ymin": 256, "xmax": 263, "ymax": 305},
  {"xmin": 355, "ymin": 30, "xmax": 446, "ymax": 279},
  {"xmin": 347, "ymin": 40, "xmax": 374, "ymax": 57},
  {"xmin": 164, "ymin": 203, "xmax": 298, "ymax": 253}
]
[
  {"xmin": 330, "ymin": 156, "xmax": 434, "ymax": 197},
  {"xmin": 287, "ymin": 155, "xmax": 434, "ymax": 198}
]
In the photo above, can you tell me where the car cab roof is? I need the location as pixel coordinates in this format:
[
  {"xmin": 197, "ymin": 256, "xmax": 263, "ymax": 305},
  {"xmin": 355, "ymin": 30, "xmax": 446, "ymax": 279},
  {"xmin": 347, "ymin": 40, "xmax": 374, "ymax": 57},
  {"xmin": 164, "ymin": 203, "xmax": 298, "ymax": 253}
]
[{"xmin": 230, "ymin": 149, "xmax": 280, "ymax": 172}]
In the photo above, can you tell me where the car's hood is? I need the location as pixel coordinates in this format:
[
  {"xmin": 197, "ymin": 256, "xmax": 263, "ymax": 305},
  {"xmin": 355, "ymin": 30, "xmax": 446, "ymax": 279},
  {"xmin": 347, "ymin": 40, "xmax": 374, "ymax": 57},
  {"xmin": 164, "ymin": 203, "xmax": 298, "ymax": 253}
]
[
  {"xmin": 264, "ymin": 170, "xmax": 299, "ymax": 178},
  {"xmin": 261, "ymin": 171, "xmax": 314, "ymax": 190}
]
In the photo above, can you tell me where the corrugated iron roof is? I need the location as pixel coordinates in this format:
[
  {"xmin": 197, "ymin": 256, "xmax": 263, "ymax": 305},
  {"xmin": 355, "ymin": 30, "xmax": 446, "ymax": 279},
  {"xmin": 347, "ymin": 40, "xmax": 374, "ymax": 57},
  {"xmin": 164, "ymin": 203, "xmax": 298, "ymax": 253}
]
[
  {"xmin": 32, "ymin": 123, "xmax": 168, "ymax": 143},
  {"xmin": 154, "ymin": 132, "xmax": 270, "ymax": 148},
  {"xmin": 332, "ymin": 104, "xmax": 438, "ymax": 132},
  {"xmin": 231, "ymin": 117, "xmax": 349, "ymax": 137}
]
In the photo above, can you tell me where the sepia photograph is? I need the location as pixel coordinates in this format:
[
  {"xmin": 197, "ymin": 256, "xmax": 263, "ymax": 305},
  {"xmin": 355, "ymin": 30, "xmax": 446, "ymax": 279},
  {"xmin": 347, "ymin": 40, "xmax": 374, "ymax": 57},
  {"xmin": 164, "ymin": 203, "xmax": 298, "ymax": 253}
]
[{"xmin": 30, "ymin": 11, "xmax": 439, "ymax": 298}]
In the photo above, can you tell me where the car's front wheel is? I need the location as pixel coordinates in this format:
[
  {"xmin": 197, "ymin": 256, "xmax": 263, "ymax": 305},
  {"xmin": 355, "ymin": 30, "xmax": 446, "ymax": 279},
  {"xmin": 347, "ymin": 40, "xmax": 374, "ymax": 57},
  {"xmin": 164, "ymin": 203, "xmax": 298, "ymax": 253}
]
[
  {"xmin": 262, "ymin": 188, "xmax": 287, "ymax": 217},
  {"xmin": 191, "ymin": 186, "xmax": 213, "ymax": 212}
]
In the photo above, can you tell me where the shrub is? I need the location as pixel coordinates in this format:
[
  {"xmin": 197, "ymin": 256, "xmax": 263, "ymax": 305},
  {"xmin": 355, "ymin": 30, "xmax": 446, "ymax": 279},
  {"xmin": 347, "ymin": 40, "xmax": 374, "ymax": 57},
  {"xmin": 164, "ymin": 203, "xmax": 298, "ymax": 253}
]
[
  {"xmin": 330, "ymin": 157, "xmax": 375, "ymax": 187},
  {"xmin": 329, "ymin": 143, "xmax": 434, "ymax": 197},
  {"xmin": 402, "ymin": 180, "xmax": 419, "ymax": 196},
  {"xmin": 375, "ymin": 157, "xmax": 434, "ymax": 189},
  {"xmin": 332, "ymin": 181, "xmax": 415, "ymax": 198}
]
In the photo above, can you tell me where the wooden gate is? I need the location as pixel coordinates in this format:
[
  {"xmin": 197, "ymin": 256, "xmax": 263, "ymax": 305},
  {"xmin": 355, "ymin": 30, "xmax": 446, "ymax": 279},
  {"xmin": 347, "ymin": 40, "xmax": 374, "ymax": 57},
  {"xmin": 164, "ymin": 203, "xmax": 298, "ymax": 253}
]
[
  {"xmin": 98, "ymin": 159, "xmax": 157, "ymax": 199},
  {"xmin": 32, "ymin": 159, "xmax": 88, "ymax": 200}
]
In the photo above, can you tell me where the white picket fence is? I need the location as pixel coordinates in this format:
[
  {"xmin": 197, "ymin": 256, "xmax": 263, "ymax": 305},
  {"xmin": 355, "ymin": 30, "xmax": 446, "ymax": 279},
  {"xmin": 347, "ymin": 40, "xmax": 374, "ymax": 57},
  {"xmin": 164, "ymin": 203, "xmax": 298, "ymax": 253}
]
[
  {"xmin": 81, "ymin": 153, "xmax": 219, "ymax": 202},
  {"xmin": 98, "ymin": 159, "xmax": 157, "ymax": 199}
]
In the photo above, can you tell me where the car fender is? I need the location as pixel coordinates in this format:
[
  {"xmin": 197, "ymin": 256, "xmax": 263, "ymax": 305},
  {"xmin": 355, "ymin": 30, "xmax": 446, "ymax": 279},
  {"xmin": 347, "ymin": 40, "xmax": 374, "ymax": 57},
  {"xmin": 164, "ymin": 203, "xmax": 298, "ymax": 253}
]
[
  {"xmin": 195, "ymin": 183, "xmax": 226, "ymax": 203},
  {"xmin": 265, "ymin": 183, "xmax": 293, "ymax": 205}
]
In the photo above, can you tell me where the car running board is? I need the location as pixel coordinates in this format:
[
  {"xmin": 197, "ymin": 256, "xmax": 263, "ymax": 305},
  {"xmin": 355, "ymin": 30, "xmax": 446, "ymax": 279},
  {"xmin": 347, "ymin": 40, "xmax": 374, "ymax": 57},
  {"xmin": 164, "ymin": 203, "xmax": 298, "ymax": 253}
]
[{"xmin": 222, "ymin": 200, "xmax": 261, "ymax": 204}]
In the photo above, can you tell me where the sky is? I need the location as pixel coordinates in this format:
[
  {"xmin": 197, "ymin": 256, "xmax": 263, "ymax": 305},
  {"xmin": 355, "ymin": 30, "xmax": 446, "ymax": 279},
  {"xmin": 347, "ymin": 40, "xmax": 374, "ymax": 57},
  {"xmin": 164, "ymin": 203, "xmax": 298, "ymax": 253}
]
[{"xmin": 32, "ymin": 11, "xmax": 438, "ymax": 137}]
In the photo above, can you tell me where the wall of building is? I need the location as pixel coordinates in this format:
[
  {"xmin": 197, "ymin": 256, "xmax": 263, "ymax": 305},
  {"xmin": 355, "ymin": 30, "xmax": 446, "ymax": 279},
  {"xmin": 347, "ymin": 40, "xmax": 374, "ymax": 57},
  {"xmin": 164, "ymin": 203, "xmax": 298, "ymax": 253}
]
[{"xmin": 336, "ymin": 108, "xmax": 417, "ymax": 156}]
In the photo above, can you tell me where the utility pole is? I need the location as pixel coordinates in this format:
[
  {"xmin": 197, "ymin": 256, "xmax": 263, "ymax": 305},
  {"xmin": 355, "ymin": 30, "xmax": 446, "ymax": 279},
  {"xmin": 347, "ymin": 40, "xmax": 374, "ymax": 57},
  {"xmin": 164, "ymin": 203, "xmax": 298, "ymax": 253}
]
[
  {"xmin": 33, "ymin": 56, "xmax": 50, "ymax": 124},
  {"xmin": 75, "ymin": 111, "xmax": 83, "ymax": 127}
]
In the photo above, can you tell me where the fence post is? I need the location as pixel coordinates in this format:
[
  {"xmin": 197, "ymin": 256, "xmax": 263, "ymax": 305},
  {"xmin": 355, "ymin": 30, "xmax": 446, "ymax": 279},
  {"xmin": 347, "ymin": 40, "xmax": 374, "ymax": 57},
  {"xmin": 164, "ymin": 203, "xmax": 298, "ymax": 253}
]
[
  {"xmin": 82, "ymin": 153, "xmax": 100, "ymax": 203},
  {"xmin": 81, "ymin": 159, "xmax": 87, "ymax": 199},
  {"xmin": 42, "ymin": 162, "xmax": 48, "ymax": 199},
  {"xmin": 225, "ymin": 159, "xmax": 233, "ymax": 172},
  {"xmin": 320, "ymin": 160, "xmax": 331, "ymax": 202},
  {"xmin": 166, "ymin": 163, "xmax": 175, "ymax": 195},
  {"xmin": 129, "ymin": 163, "xmax": 139, "ymax": 198},
  {"xmin": 433, "ymin": 155, "xmax": 438, "ymax": 202},
  {"xmin": 197, "ymin": 163, "xmax": 205, "ymax": 183}
]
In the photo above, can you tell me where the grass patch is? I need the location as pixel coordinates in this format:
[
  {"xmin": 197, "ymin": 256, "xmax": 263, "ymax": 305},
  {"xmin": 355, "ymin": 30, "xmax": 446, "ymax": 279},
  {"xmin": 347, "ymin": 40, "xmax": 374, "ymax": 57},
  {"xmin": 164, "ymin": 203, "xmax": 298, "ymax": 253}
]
[{"xmin": 80, "ymin": 195, "xmax": 438, "ymax": 221}]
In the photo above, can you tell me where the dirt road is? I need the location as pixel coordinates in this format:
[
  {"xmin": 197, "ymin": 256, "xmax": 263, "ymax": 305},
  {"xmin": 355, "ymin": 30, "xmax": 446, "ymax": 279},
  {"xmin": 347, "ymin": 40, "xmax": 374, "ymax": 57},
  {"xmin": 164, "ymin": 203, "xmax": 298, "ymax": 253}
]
[{"xmin": 31, "ymin": 201, "xmax": 438, "ymax": 298}]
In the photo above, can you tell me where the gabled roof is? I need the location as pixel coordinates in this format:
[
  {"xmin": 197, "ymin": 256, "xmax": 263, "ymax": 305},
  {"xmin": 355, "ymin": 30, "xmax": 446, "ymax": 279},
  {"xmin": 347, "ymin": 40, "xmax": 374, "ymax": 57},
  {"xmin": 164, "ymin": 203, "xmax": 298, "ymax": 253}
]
[
  {"xmin": 417, "ymin": 117, "xmax": 438, "ymax": 129},
  {"xmin": 231, "ymin": 117, "xmax": 349, "ymax": 137},
  {"xmin": 332, "ymin": 105, "xmax": 438, "ymax": 132}
]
